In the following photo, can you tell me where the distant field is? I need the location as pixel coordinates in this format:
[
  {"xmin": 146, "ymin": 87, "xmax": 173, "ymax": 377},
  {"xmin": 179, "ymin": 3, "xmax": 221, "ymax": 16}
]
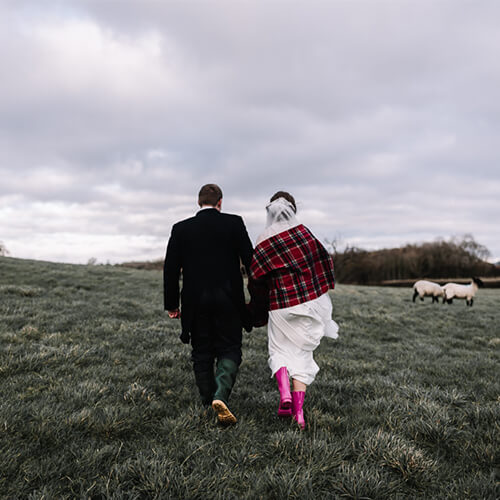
[{"xmin": 0, "ymin": 256, "xmax": 498, "ymax": 499}]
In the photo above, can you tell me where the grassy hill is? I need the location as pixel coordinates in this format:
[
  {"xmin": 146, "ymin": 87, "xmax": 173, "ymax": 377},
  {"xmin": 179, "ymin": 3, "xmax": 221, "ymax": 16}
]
[{"xmin": 0, "ymin": 256, "xmax": 498, "ymax": 498}]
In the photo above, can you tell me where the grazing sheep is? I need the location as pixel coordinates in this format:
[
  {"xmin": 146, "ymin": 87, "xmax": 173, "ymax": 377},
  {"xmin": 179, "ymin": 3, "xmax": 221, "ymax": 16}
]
[
  {"xmin": 412, "ymin": 280, "xmax": 444, "ymax": 303},
  {"xmin": 442, "ymin": 277, "xmax": 484, "ymax": 306}
]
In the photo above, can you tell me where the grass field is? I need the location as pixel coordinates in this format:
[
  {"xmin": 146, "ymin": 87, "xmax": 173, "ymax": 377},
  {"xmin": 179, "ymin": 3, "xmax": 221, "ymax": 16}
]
[{"xmin": 0, "ymin": 256, "xmax": 499, "ymax": 499}]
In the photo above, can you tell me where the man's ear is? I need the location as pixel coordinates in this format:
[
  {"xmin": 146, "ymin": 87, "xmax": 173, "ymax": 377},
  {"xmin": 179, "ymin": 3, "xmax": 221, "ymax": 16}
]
[{"xmin": 216, "ymin": 199, "xmax": 222, "ymax": 211}]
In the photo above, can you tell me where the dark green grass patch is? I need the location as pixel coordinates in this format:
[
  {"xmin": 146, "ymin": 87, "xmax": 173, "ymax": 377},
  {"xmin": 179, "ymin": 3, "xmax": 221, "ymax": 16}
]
[{"xmin": 0, "ymin": 256, "xmax": 499, "ymax": 498}]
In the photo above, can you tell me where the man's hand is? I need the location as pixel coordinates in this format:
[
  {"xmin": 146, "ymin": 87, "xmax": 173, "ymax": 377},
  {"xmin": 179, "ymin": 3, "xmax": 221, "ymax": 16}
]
[{"xmin": 168, "ymin": 309, "xmax": 181, "ymax": 319}]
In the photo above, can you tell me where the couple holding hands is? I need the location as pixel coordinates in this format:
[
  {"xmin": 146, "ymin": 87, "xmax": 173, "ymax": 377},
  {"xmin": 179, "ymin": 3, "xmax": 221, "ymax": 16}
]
[{"xmin": 164, "ymin": 184, "xmax": 339, "ymax": 430}]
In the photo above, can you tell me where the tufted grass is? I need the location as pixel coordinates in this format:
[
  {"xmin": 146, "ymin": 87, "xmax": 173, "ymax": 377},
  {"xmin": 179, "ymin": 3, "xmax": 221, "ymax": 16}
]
[{"xmin": 0, "ymin": 256, "xmax": 499, "ymax": 499}]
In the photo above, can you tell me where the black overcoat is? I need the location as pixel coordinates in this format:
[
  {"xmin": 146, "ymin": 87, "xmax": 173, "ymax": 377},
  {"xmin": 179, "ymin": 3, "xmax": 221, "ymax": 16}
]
[{"xmin": 164, "ymin": 208, "xmax": 254, "ymax": 336}]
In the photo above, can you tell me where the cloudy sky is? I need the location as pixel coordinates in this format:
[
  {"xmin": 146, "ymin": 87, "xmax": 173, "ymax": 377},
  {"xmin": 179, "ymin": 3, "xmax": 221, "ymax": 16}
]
[{"xmin": 1, "ymin": 1, "xmax": 499, "ymax": 264}]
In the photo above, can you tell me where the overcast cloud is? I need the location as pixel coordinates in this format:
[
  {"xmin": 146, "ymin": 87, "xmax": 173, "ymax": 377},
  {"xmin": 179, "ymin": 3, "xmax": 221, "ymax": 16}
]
[{"xmin": 1, "ymin": 0, "xmax": 499, "ymax": 264}]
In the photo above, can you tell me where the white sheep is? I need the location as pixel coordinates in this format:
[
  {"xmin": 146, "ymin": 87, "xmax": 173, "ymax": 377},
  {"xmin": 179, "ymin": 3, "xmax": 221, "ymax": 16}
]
[
  {"xmin": 412, "ymin": 280, "xmax": 444, "ymax": 303},
  {"xmin": 442, "ymin": 277, "xmax": 484, "ymax": 306}
]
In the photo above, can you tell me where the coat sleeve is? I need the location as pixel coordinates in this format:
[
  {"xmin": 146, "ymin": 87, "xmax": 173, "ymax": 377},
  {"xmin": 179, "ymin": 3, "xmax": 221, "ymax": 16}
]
[
  {"xmin": 164, "ymin": 224, "xmax": 182, "ymax": 311},
  {"xmin": 247, "ymin": 277, "xmax": 269, "ymax": 327},
  {"xmin": 236, "ymin": 216, "xmax": 254, "ymax": 274},
  {"xmin": 247, "ymin": 240, "xmax": 271, "ymax": 326}
]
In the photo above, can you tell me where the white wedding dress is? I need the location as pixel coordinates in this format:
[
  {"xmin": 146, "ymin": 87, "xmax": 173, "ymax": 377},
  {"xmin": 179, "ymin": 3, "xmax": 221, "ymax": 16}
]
[{"xmin": 256, "ymin": 198, "xmax": 339, "ymax": 385}]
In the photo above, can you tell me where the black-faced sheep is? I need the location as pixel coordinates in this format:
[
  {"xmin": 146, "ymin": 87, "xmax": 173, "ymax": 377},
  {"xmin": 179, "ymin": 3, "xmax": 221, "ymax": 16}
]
[
  {"xmin": 412, "ymin": 280, "xmax": 444, "ymax": 303},
  {"xmin": 442, "ymin": 277, "xmax": 484, "ymax": 306}
]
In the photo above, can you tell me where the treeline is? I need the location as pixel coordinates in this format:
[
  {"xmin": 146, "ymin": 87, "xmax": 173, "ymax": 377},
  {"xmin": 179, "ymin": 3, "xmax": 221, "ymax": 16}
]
[
  {"xmin": 117, "ymin": 235, "xmax": 500, "ymax": 286},
  {"xmin": 118, "ymin": 259, "xmax": 163, "ymax": 270},
  {"xmin": 332, "ymin": 235, "xmax": 500, "ymax": 285}
]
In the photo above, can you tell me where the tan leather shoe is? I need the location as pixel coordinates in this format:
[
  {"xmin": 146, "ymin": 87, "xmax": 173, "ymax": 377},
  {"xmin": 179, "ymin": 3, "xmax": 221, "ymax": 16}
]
[{"xmin": 212, "ymin": 399, "xmax": 237, "ymax": 426}]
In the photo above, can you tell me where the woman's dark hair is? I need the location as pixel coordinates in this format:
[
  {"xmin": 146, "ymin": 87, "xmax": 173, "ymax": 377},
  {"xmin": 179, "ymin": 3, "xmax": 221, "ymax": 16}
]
[
  {"xmin": 198, "ymin": 184, "xmax": 223, "ymax": 206},
  {"xmin": 270, "ymin": 191, "xmax": 297, "ymax": 213}
]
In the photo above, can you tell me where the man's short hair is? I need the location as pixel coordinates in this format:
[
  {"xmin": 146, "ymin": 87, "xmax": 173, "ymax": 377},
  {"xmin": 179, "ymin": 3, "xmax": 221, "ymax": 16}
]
[
  {"xmin": 270, "ymin": 191, "xmax": 297, "ymax": 213},
  {"xmin": 198, "ymin": 184, "xmax": 223, "ymax": 206}
]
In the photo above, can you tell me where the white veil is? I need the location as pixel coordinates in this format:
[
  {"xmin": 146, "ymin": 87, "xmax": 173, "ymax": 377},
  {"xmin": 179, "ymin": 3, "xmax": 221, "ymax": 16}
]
[{"xmin": 256, "ymin": 197, "xmax": 299, "ymax": 245}]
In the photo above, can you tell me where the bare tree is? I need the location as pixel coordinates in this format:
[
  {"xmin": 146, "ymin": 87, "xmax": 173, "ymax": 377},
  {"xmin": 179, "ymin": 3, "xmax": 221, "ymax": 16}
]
[
  {"xmin": 0, "ymin": 241, "xmax": 9, "ymax": 256},
  {"xmin": 458, "ymin": 233, "xmax": 491, "ymax": 261},
  {"xmin": 324, "ymin": 233, "xmax": 345, "ymax": 256}
]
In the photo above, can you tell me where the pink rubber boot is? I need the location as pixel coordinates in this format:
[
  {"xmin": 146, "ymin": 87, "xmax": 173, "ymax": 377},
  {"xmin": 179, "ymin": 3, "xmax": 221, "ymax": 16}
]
[
  {"xmin": 275, "ymin": 367, "xmax": 292, "ymax": 418},
  {"xmin": 292, "ymin": 391, "xmax": 306, "ymax": 430}
]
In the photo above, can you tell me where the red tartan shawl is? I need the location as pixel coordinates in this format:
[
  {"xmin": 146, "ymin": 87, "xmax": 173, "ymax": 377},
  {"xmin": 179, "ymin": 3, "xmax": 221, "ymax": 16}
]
[{"xmin": 250, "ymin": 224, "xmax": 335, "ymax": 310}]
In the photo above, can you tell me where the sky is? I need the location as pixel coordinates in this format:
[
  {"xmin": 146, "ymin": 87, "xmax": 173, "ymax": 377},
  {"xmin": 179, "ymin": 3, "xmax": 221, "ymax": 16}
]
[{"xmin": 1, "ymin": 0, "xmax": 499, "ymax": 264}]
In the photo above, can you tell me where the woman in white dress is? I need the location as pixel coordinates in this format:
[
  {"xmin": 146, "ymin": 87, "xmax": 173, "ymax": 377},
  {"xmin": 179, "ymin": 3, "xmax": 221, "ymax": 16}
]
[{"xmin": 249, "ymin": 191, "xmax": 339, "ymax": 430}]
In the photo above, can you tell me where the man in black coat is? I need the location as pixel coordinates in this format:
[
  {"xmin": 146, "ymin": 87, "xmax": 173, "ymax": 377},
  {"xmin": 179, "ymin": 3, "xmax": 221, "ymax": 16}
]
[{"xmin": 164, "ymin": 184, "xmax": 254, "ymax": 425}]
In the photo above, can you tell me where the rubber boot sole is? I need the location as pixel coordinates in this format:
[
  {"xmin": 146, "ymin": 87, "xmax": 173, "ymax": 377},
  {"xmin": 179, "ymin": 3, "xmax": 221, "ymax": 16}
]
[
  {"xmin": 278, "ymin": 399, "xmax": 292, "ymax": 418},
  {"xmin": 212, "ymin": 399, "xmax": 237, "ymax": 426}
]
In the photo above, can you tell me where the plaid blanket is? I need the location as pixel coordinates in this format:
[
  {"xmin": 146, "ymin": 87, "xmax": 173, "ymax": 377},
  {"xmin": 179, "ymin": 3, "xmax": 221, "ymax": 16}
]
[{"xmin": 250, "ymin": 224, "xmax": 335, "ymax": 310}]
